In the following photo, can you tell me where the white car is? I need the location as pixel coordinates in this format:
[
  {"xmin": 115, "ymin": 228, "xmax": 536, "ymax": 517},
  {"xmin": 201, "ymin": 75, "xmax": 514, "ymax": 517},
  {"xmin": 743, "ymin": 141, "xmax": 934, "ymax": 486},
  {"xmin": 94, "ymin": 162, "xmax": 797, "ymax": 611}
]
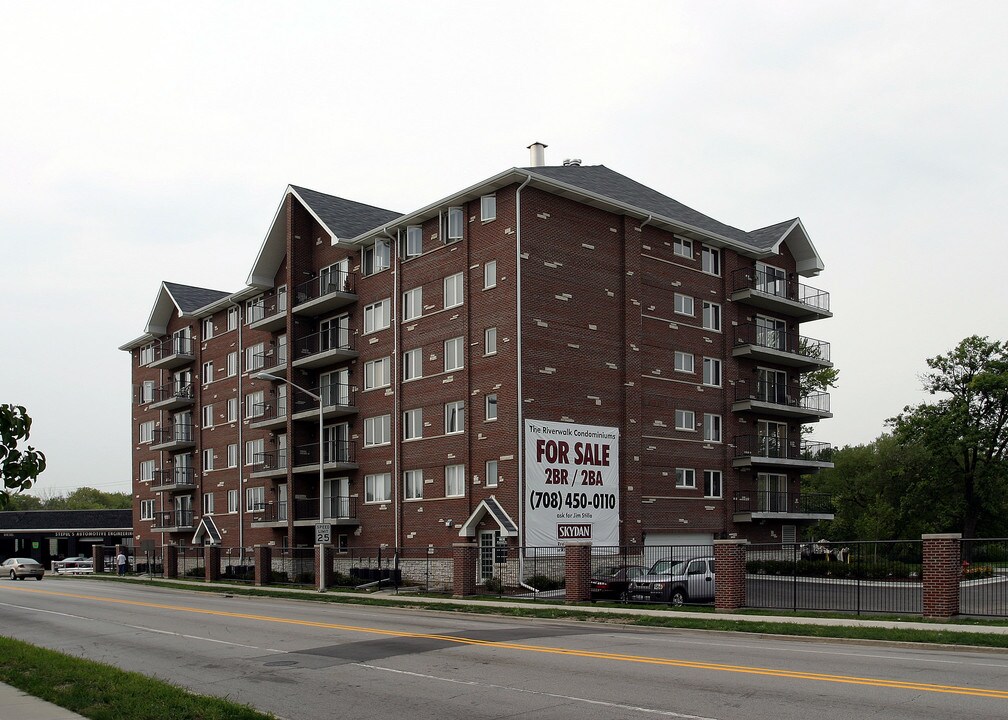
[{"xmin": 52, "ymin": 556, "xmax": 95, "ymax": 574}]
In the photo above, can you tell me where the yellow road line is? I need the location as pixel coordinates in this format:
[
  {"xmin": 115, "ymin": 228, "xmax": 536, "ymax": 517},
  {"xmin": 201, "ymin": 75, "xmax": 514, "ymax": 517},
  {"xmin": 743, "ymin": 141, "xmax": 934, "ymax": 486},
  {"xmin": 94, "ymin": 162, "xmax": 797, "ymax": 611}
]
[{"xmin": 4, "ymin": 585, "xmax": 1007, "ymax": 700}]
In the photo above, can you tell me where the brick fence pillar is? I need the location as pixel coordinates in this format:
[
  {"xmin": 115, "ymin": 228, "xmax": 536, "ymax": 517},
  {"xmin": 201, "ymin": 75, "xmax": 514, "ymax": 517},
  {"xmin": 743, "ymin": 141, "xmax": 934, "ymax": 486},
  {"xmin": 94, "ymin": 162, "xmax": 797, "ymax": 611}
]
[
  {"xmin": 922, "ymin": 533, "xmax": 961, "ymax": 619},
  {"xmin": 91, "ymin": 544, "xmax": 105, "ymax": 574},
  {"xmin": 164, "ymin": 545, "xmax": 178, "ymax": 579},
  {"xmin": 713, "ymin": 539, "xmax": 748, "ymax": 612},
  {"xmin": 563, "ymin": 542, "xmax": 592, "ymax": 603},
  {"xmin": 453, "ymin": 543, "xmax": 478, "ymax": 597},
  {"xmin": 314, "ymin": 545, "xmax": 334, "ymax": 591},
  {"xmin": 204, "ymin": 545, "xmax": 221, "ymax": 583},
  {"xmin": 254, "ymin": 545, "xmax": 272, "ymax": 586}
]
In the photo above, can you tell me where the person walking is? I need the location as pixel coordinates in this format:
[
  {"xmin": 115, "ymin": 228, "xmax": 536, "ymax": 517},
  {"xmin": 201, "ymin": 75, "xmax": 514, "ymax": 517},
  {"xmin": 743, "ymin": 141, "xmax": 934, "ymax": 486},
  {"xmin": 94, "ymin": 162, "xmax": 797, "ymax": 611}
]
[{"xmin": 116, "ymin": 551, "xmax": 127, "ymax": 576}]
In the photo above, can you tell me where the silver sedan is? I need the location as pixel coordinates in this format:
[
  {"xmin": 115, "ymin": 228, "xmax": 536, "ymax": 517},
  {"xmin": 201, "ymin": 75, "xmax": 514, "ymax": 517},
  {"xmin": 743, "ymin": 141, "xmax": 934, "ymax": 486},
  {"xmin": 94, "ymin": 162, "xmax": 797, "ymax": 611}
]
[{"xmin": 2, "ymin": 557, "xmax": 45, "ymax": 580}]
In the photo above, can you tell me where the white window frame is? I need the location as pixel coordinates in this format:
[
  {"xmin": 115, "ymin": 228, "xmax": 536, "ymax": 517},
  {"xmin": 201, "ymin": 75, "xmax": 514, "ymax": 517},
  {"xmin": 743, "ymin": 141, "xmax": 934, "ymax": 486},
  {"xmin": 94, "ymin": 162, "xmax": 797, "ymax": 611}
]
[
  {"xmin": 202, "ymin": 404, "xmax": 214, "ymax": 428},
  {"xmin": 444, "ymin": 336, "xmax": 464, "ymax": 372},
  {"xmin": 445, "ymin": 464, "xmax": 465, "ymax": 498},
  {"xmin": 246, "ymin": 295, "xmax": 264, "ymax": 325},
  {"xmin": 704, "ymin": 414, "xmax": 722, "ymax": 443},
  {"xmin": 139, "ymin": 421, "xmax": 154, "ymax": 444},
  {"xmin": 702, "ymin": 301, "xmax": 721, "ymax": 332},
  {"xmin": 139, "ymin": 344, "xmax": 154, "ymax": 366},
  {"xmin": 202, "ymin": 448, "xmax": 214, "ymax": 472},
  {"xmin": 405, "ymin": 225, "xmax": 423, "ymax": 258},
  {"xmin": 484, "ymin": 327, "xmax": 497, "ymax": 356},
  {"xmin": 227, "ymin": 306, "xmax": 239, "ymax": 331},
  {"xmin": 674, "ymin": 351, "xmax": 694, "ymax": 373},
  {"xmin": 485, "ymin": 459, "xmax": 498, "ymax": 488},
  {"xmin": 445, "ymin": 400, "xmax": 465, "ymax": 435},
  {"xmin": 701, "ymin": 245, "xmax": 721, "ymax": 276},
  {"xmin": 227, "ymin": 444, "xmax": 238, "ymax": 468},
  {"xmin": 485, "ymin": 394, "xmax": 497, "ymax": 422},
  {"xmin": 675, "ymin": 409, "xmax": 695, "ymax": 431},
  {"xmin": 227, "ymin": 489, "xmax": 239, "ymax": 513},
  {"xmin": 202, "ymin": 317, "xmax": 214, "ymax": 340},
  {"xmin": 446, "ymin": 206, "xmax": 464, "ymax": 242},
  {"xmin": 364, "ymin": 357, "xmax": 391, "ymax": 391},
  {"xmin": 444, "ymin": 272, "xmax": 463, "ymax": 309},
  {"xmin": 227, "ymin": 397, "xmax": 238, "ymax": 423},
  {"xmin": 404, "ymin": 469, "xmax": 424, "ymax": 500},
  {"xmin": 403, "ymin": 408, "xmax": 422, "ymax": 441},
  {"xmin": 674, "ymin": 237, "xmax": 693, "ymax": 258},
  {"xmin": 403, "ymin": 348, "xmax": 422, "ymax": 381},
  {"xmin": 480, "ymin": 194, "xmax": 496, "ymax": 222},
  {"xmin": 365, "ymin": 473, "xmax": 392, "ymax": 503},
  {"xmin": 484, "ymin": 260, "xmax": 497, "ymax": 289},
  {"xmin": 702, "ymin": 357, "xmax": 722, "ymax": 387},
  {"xmin": 227, "ymin": 351, "xmax": 238, "ymax": 377},
  {"xmin": 402, "ymin": 287, "xmax": 422, "ymax": 322},
  {"xmin": 139, "ymin": 460, "xmax": 155, "ymax": 483},
  {"xmin": 364, "ymin": 298, "xmax": 391, "ymax": 334},
  {"xmin": 202, "ymin": 361, "xmax": 213, "ymax": 385},
  {"xmin": 246, "ymin": 391, "xmax": 264, "ymax": 419},
  {"xmin": 364, "ymin": 415, "xmax": 391, "ymax": 447},
  {"xmin": 246, "ymin": 343, "xmax": 264, "ymax": 372},
  {"xmin": 140, "ymin": 380, "xmax": 155, "ymax": 404},
  {"xmin": 674, "ymin": 293, "xmax": 694, "ymax": 316},
  {"xmin": 675, "ymin": 468, "xmax": 696, "ymax": 489},
  {"xmin": 362, "ymin": 238, "xmax": 390, "ymax": 276},
  {"xmin": 245, "ymin": 438, "xmax": 264, "ymax": 466},
  {"xmin": 140, "ymin": 499, "xmax": 155, "ymax": 521},
  {"xmin": 704, "ymin": 470, "xmax": 723, "ymax": 499},
  {"xmin": 202, "ymin": 492, "xmax": 214, "ymax": 515},
  {"xmin": 245, "ymin": 486, "xmax": 264, "ymax": 512}
]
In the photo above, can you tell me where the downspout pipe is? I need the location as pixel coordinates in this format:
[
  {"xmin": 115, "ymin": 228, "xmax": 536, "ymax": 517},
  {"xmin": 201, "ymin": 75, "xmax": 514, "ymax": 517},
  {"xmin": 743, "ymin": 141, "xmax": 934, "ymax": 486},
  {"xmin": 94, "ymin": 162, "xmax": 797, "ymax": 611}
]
[{"xmin": 381, "ymin": 224, "xmax": 400, "ymax": 553}]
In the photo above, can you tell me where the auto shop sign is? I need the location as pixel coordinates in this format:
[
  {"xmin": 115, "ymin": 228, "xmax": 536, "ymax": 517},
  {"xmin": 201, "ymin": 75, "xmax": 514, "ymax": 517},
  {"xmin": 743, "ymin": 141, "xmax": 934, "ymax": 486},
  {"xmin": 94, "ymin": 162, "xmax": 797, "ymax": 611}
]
[{"xmin": 524, "ymin": 419, "xmax": 619, "ymax": 547}]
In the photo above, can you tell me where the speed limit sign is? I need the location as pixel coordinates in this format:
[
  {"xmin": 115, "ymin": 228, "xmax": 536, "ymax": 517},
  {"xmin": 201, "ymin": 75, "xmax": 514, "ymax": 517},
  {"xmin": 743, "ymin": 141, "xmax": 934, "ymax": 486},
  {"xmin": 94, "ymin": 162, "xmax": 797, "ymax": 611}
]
[{"xmin": 315, "ymin": 523, "xmax": 332, "ymax": 545}]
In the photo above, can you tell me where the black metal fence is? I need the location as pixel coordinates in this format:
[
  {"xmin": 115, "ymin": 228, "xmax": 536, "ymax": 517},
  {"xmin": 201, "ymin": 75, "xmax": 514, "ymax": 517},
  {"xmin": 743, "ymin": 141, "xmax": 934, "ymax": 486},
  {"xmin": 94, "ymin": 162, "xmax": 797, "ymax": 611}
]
[
  {"xmin": 961, "ymin": 538, "xmax": 1008, "ymax": 617},
  {"xmin": 272, "ymin": 547, "xmax": 315, "ymax": 586},
  {"xmin": 747, "ymin": 541, "xmax": 923, "ymax": 615},
  {"xmin": 220, "ymin": 547, "xmax": 255, "ymax": 583}
]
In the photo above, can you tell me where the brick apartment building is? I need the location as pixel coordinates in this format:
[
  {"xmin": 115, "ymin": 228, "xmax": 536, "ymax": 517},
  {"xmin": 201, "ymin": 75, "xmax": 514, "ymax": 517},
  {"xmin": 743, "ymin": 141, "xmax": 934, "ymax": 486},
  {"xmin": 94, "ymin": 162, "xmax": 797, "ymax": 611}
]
[{"xmin": 121, "ymin": 143, "xmax": 834, "ymax": 562}]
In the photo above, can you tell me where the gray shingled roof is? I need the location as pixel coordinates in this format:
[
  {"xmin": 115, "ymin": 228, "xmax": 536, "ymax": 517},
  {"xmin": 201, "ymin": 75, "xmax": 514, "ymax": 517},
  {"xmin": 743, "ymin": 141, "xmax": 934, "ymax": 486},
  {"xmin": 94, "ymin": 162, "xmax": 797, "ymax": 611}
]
[
  {"xmin": 0, "ymin": 509, "xmax": 132, "ymax": 531},
  {"xmin": 527, "ymin": 165, "xmax": 777, "ymax": 249},
  {"xmin": 163, "ymin": 282, "xmax": 231, "ymax": 314},
  {"xmin": 748, "ymin": 218, "xmax": 798, "ymax": 249},
  {"xmin": 291, "ymin": 185, "xmax": 400, "ymax": 240}
]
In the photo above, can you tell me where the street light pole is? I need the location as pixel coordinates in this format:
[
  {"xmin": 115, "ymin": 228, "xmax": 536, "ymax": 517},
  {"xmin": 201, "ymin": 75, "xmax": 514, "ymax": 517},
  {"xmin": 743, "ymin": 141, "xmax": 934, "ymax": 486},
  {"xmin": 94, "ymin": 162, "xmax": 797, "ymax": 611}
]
[{"xmin": 256, "ymin": 371, "xmax": 326, "ymax": 592}]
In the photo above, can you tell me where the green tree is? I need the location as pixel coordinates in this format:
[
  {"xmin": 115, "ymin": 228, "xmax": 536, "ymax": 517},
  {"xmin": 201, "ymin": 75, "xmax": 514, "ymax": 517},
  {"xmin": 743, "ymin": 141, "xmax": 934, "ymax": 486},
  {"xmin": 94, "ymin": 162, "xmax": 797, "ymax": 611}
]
[
  {"xmin": 5, "ymin": 487, "xmax": 131, "ymax": 511},
  {"xmin": 889, "ymin": 335, "xmax": 1008, "ymax": 538},
  {"xmin": 0, "ymin": 405, "xmax": 46, "ymax": 509}
]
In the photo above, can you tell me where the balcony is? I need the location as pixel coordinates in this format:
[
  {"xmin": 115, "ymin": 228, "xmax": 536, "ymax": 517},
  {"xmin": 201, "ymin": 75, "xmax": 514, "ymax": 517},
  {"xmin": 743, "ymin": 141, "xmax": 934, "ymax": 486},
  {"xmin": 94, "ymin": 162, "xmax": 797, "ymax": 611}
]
[
  {"xmin": 291, "ymin": 384, "xmax": 358, "ymax": 422},
  {"xmin": 250, "ymin": 501, "xmax": 288, "ymax": 528},
  {"xmin": 292, "ymin": 441, "xmax": 357, "ymax": 473},
  {"xmin": 149, "ymin": 336, "xmax": 195, "ymax": 370},
  {"xmin": 733, "ymin": 382, "xmax": 832, "ymax": 422},
  {"xmin": 152, "ymin": 510, "xmax": 194, "ymax": 532},
  {"xmin": 248, "ymin": 289, "xmax": 289, "ymax": 332},
  {"xmin": 255, "ymin": 346, "xmax": 288, "ymax": 379},
  {"xmin": 731, "ymin": 268, "xmax": 832, "ymax": 322},
  {"xmin": 291, "ymin": 331, "xmax": 357, "ymax": 370},
  {"xmin": 732, "ymin": 325, "xmax": 832, "ymax": 371},
  {"xmin": 732, "ymin": 435, "xmax": 834, "ymax": 471},
  {"xmin": 248, "ymin": 401, "xmax": 288, "ymax": 431},
  {"xmin": 151, "ymin": 467, "xmax": 197, "ymax": 492},
  {"xmin": 290, "ymin": 496, "xmax": 359, "ymax": 527},
  {"xmin": 292, "ymin": 269, "xmax": 356, "ymax": 317},
  {"xmin": 732, "ymin": 491, "xmax": 835, "ymax": 522},
  {"xmin": 151, "ymin": 424, "xmax": 195, "ymax": 452},
  {"xmin": 251, "ymin": 450, "xmax": 289, "ymax": 479},
  {"xmin": 149, "ymin": 382, "xmax": 194, "ymax": 411}
]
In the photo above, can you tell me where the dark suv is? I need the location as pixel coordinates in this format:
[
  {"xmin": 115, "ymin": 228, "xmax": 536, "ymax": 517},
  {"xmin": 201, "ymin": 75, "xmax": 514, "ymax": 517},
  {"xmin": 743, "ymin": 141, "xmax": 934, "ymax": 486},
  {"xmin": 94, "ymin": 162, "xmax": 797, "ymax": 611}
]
[{"xmin": 627, "ymin": 556, "xmax": 715, "ymax": 605}]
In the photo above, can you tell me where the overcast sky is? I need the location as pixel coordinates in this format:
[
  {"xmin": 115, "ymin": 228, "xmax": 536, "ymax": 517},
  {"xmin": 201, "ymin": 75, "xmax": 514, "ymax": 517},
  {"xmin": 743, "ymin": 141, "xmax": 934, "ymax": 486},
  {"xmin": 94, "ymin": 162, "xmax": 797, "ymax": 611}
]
[{"xmin": 2, "ymin": 2, "xmax": 1005, "ymax": 496}]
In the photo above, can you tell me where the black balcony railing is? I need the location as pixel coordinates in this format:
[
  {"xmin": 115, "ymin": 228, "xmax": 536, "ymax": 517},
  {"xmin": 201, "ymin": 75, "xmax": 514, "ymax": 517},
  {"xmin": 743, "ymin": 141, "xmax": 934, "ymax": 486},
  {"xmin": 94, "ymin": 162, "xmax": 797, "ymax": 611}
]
[
  {"xmin": 733, "ymin": 324, "xmax": 831, "ymax": 363},
  {"xmin": 152, "ymin": 424, "xmax": 193, "ymax": 445},
  {"xmin": 293, "ymin": 330, "xmax": 355, "ymax": 360},
  {"xmin": 288, "ymin": 496, "xmax": 357, "ymax": 521},
  {"xmin": 733, "ymin": 490, "xmax": 834, "ymax": 514},
  {"xmin": 294, "ymin": 268, "xmax": 355, "ymax": 305},
  {"xmin": 152, "ymin": 510, "xmax": 194, "ymax": 529},
  {"xmin": 734, "ymin": 435, "xmax": 833, "ymax": 463},
  {"xmin": 732, "ymin": 267, "xmax": 830, "ymax": 313},
  {"xmin": 292, "ymin": 383, "xmax": 357, "ymax": 413},
  {"xmin": 253, "ymin": 347, "xmax": 288, "ymax": 369},
  {"xmin": 293, "ymin": 441, "xmax": 355, "ymax": 467},
  {"xmin": 253, "ymin": 450, "xmax": 288, "ymax": 472},
  {"xmin": 156, "ymin": 335, "xmax": 194, "ymax": 359},
  {"xmin": 251, "ymin": 400, "xmax": 288, "ymax": 422},
  {"xmin": 734, "ymin": 382, "xmax": 830, "ymax": 413},
  {"xmin": 153, "ymin": 382, "xmax": 193, "ymax": 404},
  {"xmin": 153, "ymin": 467, "xmax": 195, "ymax": 487},
  {"xmin": 249, "ymin": 288, "xmax": 288, "ymax": 321},
  {"xmin": 252, "ymin": 501, "xmax": 288, "ymax": 523}
]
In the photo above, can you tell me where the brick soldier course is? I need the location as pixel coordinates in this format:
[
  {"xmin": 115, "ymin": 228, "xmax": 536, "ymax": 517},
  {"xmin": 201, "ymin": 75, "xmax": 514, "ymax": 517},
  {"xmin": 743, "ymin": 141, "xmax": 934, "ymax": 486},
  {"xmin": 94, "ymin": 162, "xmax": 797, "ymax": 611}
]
[{"xmin": 122, "ymin": 144, "xmax": 834, "ymax": 590}]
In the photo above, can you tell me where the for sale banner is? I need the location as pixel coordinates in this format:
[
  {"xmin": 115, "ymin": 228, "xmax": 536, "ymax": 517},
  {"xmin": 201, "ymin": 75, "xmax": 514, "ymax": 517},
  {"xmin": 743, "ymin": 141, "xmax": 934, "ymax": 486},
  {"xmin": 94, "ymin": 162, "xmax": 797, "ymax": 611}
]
[{"xmin": 524, "ymin": 419, "xmax": 620, "ymax": 547}]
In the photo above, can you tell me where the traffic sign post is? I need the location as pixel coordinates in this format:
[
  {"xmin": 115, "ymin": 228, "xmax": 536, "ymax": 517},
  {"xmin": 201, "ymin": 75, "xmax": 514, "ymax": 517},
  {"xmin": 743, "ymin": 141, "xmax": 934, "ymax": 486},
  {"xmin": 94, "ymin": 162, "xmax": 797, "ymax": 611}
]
[{"xmin": 315, "ymin": 523, "xmax": 332, "ymax": 592}]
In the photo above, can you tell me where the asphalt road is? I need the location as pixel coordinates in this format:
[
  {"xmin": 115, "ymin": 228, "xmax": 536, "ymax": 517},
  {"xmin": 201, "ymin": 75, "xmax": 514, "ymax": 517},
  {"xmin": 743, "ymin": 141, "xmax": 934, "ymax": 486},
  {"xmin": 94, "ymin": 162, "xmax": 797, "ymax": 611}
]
[{"xmin": 1, "ymin": 578, "xmax": 1007, "ymax": 720}]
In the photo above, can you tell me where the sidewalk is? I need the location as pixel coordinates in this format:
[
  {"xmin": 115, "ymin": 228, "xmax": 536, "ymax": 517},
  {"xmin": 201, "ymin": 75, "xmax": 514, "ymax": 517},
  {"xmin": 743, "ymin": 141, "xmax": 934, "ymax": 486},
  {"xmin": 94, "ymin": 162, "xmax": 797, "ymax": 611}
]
[{"xmin": 0, "ymin": 682, "xmax": 87, "ymax": 719}]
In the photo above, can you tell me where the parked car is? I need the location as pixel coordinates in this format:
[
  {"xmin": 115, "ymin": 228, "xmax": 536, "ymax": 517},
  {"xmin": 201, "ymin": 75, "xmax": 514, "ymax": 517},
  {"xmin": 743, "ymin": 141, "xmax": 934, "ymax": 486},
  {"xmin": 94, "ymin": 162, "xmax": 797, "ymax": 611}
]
[
  {"xmin": 52, "ymin": 556, "xmax": 94, "ymax": 574},
  {"xmin": 2, "ymin": 557, "xmax": 45, "ymax": 581},
  {"xmin": 589, "ymin": 565, "xmax": 648, "ymax": 602},
  {"xmin": 627, "ymin": 556, "xmax": 715, "ymax": 605}
]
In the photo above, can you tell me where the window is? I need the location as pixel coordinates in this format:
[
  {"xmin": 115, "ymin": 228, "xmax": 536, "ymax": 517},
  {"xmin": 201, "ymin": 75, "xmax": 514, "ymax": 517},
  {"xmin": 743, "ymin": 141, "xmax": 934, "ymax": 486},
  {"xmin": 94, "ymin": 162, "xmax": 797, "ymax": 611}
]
[
  {"xmin": 364, "ymin": 357, "xmax": 391, "ymax": 390},
  {"xmin": 227, "ymin": 351, "xmax": 238, "ymax": 377},
  {"xmin": 245, "ymin": 486, "xmax": 264, "ymax": 512},
  {"xmin": 403, "ymin": 348, "xmax": 422, "ymax": 381},
  {"xmin": 674, "ymin": 237, "xmax": 693, "ymax": 258},
  {"xmin": 202, "ymin": 404, "xmax": 214, "ymax": 427},
  {"xmin": 246, "ymin": 296, "xmax": 264, "ymax": 324},
  {"xmin": 139, "ymin": 421, "xmax": 154, "ymax": 443},
  {"xmin": 202, "ymin": 492, "xmax": 214, "ymax": 514},
  {"xmin": 139, "ymin": 380, "xmax": 155, "ymax": 404},
  {"xmin": 402, "ymin": 287, "xmax": 422, "ymax": 322},
  {"xmin": 702, "ymin": 301, "xmax": 721, "ymax": 332},
  {"xmin": 485, "ymin": 459, "xmax": 498, "ymax": 488},
  {"xmin": 202, "ymin": 448, "xmax": 214, "ymax": 471},
  {"xmin": 227, "ymin": 489, "xmax": 238, "ymax": 513},
  {"xmin": 444, "ymin": 336, "xmax": 464, "ymax": 372},
  {"xmin": 485, "ymin": 394, "xmax": 497, "ymax": 421},
  {"xmin": 674, "ymin": 293, "xmax": 694, "ymax": 316},
  {"xmin": 202, "ymin": 361, "xmax": 213, "ymax": 384},
  {"xmin": 245, "ymin": 438, "xmax": 264, "ymax": 466},
  {"xmin": 483, "ymin": 260, "xmax": 497, "ymax": 289},
  {"xmin": 445, "ymin": 401, "xmax": 465, "ymax": 434},
  {"xmin": 362, "ymin": 238, "xmax": 390, "ymax": 275},
  {"xmin": 405, "ymin": 225, "xmax": 423, "ymax": 258},
  {"xmin": 403, "ymin": 408, "xmax": 423, "ymax": 440},
  {"xmin": 675, "ymin": 409, "xmax": 695, "ymax": 431},
  {"xmin": 202, "ymin": 317, "xmax": 214, "ymax": 340},
  {"xmin": 227, "ymin": 306, "xmax": 239, "ymax": 331},
  {"xmin": 227, "ymin": 444, "xmax": 238, "ymax": 468},
  {"xmin": 704, "ymin": 414, "xmax": 722, "ymax": 443},
  {"xmin": 704, "ymin": 470, "xmax": 723, "ymax": 498},
  {"xmin": 139, "ymin": 344, "xmax": 154, "ymax": 366},
  {"xmin": 444, "ymin": 272, "xmax": 463, "ymax": 309},
  {"xmin": 446, "ymin": 206, "xmax": 464, "ymax": 242},
  {"xmin": 364, "ymin": 415, "xmax": 391, "ymax": 447},
  {"xmin": 756, "ymin": 262, "xmax": 787, "ymax": 296},
  {"xmin": 246, "ymin": 343, "xmax": 264, "ymax": 371},
  {"xmin": 139, "ymin": 460, "xmax": 155, "ymax": 483},
  {"xmin": 227, "ymin": 398, "xmax": 238, "ymax": 423},
  {"xmin": 484, "ymin": 327, "xmax": 497, "ymax": 355},
  {"xmin": 404, "ymin": 469, "xmax": 423, "ymax": 500},
  {"xmin": 365, "ymin": 473, "xmax": 392, "ymax": 503},
  {"xmin": 480, "ymin": 194, "xmax": 496, "ymax": 221},
  {"xmin": 445, "ymin": 464, "xmax": 465, "ymax": 497},
  {"xmin": 140, "ymin": 500, "xmax": 155, "ymax": 521},
  {"xmin": 246, "ymin": 391, "xmax": 264, "ymax": 418},
  {"xmin": 364, "ymin": 298, "xmax": 391, "ymax": 333},
  {"xmin": 702, "ymin": 357, "xmax": 722, "ymax": 387},
  {"xmin": 674, "ymin": 351, "xmax": 694, "ymax": 373},
  {"xmin": 675, "ymin": 468, "xmax": 696, "ymax": 489},
  {"xmin": 702, "ymin": 246, "xmax": 721, "ymax": 275}
]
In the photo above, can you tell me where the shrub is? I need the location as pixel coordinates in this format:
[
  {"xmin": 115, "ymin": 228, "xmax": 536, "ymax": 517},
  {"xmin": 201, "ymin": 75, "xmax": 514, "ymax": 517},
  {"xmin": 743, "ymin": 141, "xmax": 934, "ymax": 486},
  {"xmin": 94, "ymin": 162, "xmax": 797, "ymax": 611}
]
[
  {"xmin": 184, "ymin": 566, "xmax": 205, "ymax": 577},
  {"xmin": 963, "ymin": 563, "xmax": 994, "ymax": 580},
  {"xmin": 525, "ymin": 574, "xmax": 565, "ymax": 591},
  {"xmin": 483, "ymin": 577, "xmax": 504, "ymax": 593},
  {"xmin": 746, "ymin": 559, "xmax": 922, "ymax": 580}
]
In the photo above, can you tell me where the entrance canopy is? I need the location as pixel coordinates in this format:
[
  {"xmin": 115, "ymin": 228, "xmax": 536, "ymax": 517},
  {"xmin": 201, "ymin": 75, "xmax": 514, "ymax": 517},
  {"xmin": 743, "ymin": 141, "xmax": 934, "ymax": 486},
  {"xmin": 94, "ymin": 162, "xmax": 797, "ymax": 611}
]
[{"xmin": 458, "ymin": 497, "xmax": 518, "ymax": 538}]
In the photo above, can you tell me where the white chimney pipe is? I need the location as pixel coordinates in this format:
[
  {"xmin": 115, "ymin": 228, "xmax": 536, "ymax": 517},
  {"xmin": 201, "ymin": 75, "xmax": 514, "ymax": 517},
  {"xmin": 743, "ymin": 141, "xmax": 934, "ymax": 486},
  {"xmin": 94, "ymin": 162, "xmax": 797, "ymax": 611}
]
[{"xmin": 527, "ymin": 141, "xmax": 547, "ymax": 167}]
